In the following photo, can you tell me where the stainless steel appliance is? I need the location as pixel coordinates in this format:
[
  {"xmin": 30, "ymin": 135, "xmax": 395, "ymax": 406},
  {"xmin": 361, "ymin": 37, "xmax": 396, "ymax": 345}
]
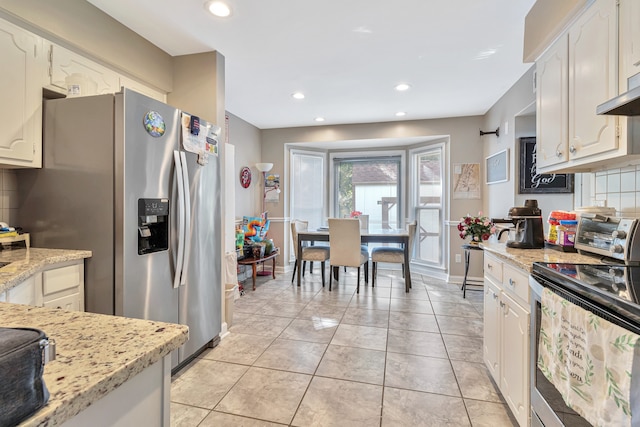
[
  {"xmin": 16, "ymin": 89, "xmax": 222, "ymax": 370},
  {"xmin": 575, "ymin": 214, "xmax": 640, "ymax": 263},
  {"xmin": 506, "ymin": 200, "xmax": 545, "ymax": 249},
  {"xmin": 529, "ymin": 215, "xmax": 640, "ymax": 426}
]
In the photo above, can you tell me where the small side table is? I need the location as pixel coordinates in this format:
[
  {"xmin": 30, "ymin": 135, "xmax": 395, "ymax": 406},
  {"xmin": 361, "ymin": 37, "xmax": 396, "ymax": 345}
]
[
  {"xmin": 461, "ymin": 243, "xmax": 484, "ymax": 298},
  {"xmin": 237, "ymin": 249, "xmax": 279, "ymax": 291}
]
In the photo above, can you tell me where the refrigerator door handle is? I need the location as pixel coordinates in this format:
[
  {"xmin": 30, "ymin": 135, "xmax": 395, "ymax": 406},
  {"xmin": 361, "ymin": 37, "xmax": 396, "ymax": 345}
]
[
  {"xmin": 179, "ymin": 151, "xmax": 192, "ymax": 287},
  {"xmin": 173, "ymin": 150, "xmax": 186, "ymax": 289}
]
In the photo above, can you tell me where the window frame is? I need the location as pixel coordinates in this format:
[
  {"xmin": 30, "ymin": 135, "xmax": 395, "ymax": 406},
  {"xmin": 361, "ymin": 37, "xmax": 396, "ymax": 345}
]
[
  {"xmin": 329, "ymin": 150, "xmax": 406, "ymax": 226},
  {"xmin": 409, "ymin": 141, "xmax": 448, "ymax": 270}
]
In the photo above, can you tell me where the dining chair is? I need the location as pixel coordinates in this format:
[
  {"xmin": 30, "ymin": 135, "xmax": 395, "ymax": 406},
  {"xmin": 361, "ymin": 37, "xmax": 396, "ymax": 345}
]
[
  {"xmin": 290, "ymin": 220, "xmax": 330, "ymax": 286},
  {"xmin": 371, "ymin": 221, "xmax": 416, "ymax": 286},
  {"xmin": 328, "ymin": 218, "xmax": 369, "ymax": 293}
]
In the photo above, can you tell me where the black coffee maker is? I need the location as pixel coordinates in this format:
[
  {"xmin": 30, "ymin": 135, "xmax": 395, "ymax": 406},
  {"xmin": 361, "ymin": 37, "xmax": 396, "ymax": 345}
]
[{"xmin": 504, "ymin": 200, "xmax": 545, "ymax": 249}]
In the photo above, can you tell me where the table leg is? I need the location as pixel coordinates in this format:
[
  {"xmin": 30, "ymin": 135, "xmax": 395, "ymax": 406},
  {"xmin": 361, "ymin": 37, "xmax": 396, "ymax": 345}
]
[
  {"xmin": 462, "ymin": 249, "xmax": 470, "ymax": 298},
  {"xmin": 272, "ymin": 257, "xmax": 276, "ymax": 279},
  {"xmin": 404, "ymin": 236, "xmax": 411, "ymax": 292},
  {"xmin": 251, "ymin": 263, "xmax": 257, "ymax": 290},
  {"xmin": 297, "ymin": 239, "xmax": 303, "ymax": 287}
]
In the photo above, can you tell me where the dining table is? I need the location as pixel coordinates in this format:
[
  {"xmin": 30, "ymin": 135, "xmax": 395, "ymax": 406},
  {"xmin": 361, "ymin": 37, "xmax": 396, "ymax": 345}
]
[{"xmin": 296, "ymin": 228, "xmax": 412, "ymax": 292}]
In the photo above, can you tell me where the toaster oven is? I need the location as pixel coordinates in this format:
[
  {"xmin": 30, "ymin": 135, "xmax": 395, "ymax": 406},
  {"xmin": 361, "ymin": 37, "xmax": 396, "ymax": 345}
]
[{"xmin": 575, "ymin": 214, "xmax": 640, "ymax": 264}]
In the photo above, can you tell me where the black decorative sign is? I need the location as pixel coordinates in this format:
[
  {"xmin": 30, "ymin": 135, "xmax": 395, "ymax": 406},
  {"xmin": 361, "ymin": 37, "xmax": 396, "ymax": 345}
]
[{"xmin": 519, "ymin": 137, "xmax": 573, "ymax": 194}]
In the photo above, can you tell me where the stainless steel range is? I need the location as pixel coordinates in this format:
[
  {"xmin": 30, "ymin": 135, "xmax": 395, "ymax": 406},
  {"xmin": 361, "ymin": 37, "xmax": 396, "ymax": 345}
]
[{"xmin": 529, "ymin": 214, "xmax": 640, "ymax": 426}]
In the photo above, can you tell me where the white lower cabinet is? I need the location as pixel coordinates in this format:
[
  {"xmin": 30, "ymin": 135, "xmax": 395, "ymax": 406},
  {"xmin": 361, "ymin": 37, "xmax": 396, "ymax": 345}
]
[
  {"xmin": 5, "ymin": 260, "xmax": 84, "ymax": 311},
  {"xmin": 483, "ymin": 253, "xmax": 531, "ymax": 427},
  {"xmin": 5, "ymin": 274, "xmax": 41, "ymax": 306}
]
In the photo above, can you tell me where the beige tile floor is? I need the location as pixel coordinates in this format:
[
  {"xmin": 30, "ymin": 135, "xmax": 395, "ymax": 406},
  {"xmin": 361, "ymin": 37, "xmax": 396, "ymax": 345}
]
[{"xmin": 170, "ymin": 267, "xmax": 518, "ymax": 426}]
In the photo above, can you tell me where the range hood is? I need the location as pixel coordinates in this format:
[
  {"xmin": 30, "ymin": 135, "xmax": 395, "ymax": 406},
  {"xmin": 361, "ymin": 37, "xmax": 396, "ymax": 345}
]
[{"xmin": 597, "ymin": 73, "xmax": 640, "ymax": 116}]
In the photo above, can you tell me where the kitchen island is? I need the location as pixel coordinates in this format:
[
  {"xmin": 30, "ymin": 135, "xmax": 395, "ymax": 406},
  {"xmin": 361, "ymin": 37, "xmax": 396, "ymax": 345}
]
[{"xmin": 0, "ymin": 302, "xmax": 188, "ymax": 426}]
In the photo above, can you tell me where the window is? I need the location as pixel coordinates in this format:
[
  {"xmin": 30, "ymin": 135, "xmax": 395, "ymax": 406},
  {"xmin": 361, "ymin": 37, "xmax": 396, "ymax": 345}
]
[
  {"xmin": 290, "ymin": 150, "xmax": 325, "ymax": 229},
  {"xmin": 411, "ymin": 144, "xmax": 445, "ymax": 268},
  {"xmin": 332, "ymin": 156, "xmax": 402, "ymax": 229}
]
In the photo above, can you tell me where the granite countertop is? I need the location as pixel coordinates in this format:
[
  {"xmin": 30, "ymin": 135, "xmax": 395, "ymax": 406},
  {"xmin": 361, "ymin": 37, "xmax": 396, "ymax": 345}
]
[
  {"xmin": 0, "ymin": 248, "xmax": 92, "ymax": 294},
  {"xmin": 480, "ymin": 242, "xmax": 607, "ymax": 272},
  {"xmin": 0, "ymin": 302, "xmax": 189, "ymax": 426}
]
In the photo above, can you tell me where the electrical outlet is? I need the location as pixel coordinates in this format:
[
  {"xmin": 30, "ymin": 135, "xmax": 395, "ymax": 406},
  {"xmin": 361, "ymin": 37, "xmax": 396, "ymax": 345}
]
[{"xmin": 455, "ymin": 254, "xmax": 462, "ymax": 263}]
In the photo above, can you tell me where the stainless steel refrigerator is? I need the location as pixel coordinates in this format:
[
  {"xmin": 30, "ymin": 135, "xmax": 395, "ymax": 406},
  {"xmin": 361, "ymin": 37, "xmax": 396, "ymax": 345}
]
[{"xmin": 17, "ymin": 89, "xmax": 221, "ymax": 369}]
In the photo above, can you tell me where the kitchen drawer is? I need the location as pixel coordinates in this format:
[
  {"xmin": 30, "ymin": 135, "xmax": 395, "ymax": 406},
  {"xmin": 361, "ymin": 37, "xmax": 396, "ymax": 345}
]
[
  {"xmin": 484, "ymin": 254, "xmax": 503, "ymax": 283},
  {"xmin": 43, "ymin": 293, "xmax": 80, "ymax": 311},
  {"xmin": 42, "ymin": 264, "xmax": 81, "ymax": 296},
  {"xmin": 502, "ymin": 263, "xmax": 530, "ymax": 305}
]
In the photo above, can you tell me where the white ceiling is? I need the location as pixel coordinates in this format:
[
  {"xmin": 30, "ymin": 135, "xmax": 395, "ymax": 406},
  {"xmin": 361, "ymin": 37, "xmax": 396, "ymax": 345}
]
[{"xmin": 87, "ymin": 0, "xmax": 536, "ymax": 130}]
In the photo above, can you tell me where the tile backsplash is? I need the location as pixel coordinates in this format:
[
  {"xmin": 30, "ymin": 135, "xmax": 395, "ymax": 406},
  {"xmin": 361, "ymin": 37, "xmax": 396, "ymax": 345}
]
[
  {"xmin": 592, "ymin": 165, "xmax": 640, "ymax": 217},
  {"xmin": 0, "ymin": 170, "xmax": 18, "ymax": 225}
]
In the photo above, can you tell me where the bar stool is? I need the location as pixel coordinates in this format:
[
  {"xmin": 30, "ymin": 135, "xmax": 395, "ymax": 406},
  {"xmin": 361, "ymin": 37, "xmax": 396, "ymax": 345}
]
[{"xmin": 461, "ymin": 243, "xmax": 484, "ymax": 298}]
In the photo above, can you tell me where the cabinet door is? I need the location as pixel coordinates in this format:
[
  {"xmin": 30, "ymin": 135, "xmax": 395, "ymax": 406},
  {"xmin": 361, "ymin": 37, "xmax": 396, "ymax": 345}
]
[
  {"xmin": 568, "ymin": 0, "xmax": 618, "ymax": 160},
  {"xmin": 619, "ymin": 0, "xmax": 640, "ymax": 83},
  {"xmin": 500, "ymin": 292, "xmax": 530, "ymax": 427},
  {"xmin": 0, "ymin": 19, "xmax": 42, "ymax": 167},
  {"xmin": 49, "ymin": 43, "xmax": 118, "ymax": 95},
  {"xmin": 42, "ymin": 261, "xmax": 85, "ymax": 312},
  {"xmin": 483, "ymin": 279, "xmax": 502, "ymax": 381},
  {"xmin": 536, "ymin": 34, "xmax": 569, "ymax": 169},
  {"xmin": 43, "ymin": 293, "xmax": 80, "ymax": 311}
]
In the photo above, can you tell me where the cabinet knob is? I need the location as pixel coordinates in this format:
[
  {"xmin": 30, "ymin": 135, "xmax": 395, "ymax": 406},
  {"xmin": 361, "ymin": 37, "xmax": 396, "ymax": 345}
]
[
  {"xmin": 499, "ymin": 301, "xmax": 505, "ymax": 307},
  {"xmin": 569, "ymin": 145, "xmax": 576, "ymax": 154},
  {"xmin": 492, "ymin": 292, "xmax": 498, "ymax": 299},
  {"xmin": 508, "ymin": 278, "xmax": 515, "ymax": 287},
  {"xmin": 556, "ymin": 150, "xmax": 563, "ymax": 158},
  {"xmin": 487, "ymin": 264, "xmax": 493, "ymax": 269}
]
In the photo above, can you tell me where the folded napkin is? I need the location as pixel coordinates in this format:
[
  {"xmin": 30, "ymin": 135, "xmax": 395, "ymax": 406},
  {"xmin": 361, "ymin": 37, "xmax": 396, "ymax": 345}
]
[{"xmin": 538, "ymin": 288, "xmax": 640, "ymax": 426}]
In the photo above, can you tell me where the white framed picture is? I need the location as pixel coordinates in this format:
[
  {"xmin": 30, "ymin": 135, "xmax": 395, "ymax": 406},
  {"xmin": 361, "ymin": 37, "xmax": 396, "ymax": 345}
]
[{"xmin": 486, "ymin": 149, "xmax": 509, "ymax": 184}]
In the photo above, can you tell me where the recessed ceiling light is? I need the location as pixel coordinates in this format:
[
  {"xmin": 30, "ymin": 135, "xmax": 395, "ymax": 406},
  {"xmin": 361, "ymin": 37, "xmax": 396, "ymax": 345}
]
[
  {"xmin": 314, "ymin": 117, "xmax": 325, "ymax": 122},
  {"xmin": 206, "ymin": 1, "xmax": 231, "ymax": 17},
  {"xmin": 395, "ymin": 112, "xmax": 406, "ymax": 117},
  {"xmin": 395, "ymin": 83, "xmax": 411, "ymax": 92},
  {"xmin": 292, "ymin": 92, "xmax": 305, "ymax": 100}
]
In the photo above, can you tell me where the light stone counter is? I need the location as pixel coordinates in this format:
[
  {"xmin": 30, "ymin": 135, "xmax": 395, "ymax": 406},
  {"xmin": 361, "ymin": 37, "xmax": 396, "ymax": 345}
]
[
  {"xmin": 0, "ymin": 248, "xmax": 92, "ymax": 294},
  {"xmin": 481, "ymin": 242, "xmax": 606, "ymax": 272},
  {"xmin": 0, "ymin": 302, "xmax": 188, "ymax": 426}
]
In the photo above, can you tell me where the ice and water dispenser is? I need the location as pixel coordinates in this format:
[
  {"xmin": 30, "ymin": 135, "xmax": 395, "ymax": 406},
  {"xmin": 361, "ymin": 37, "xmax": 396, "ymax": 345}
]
[{"xmin": 138, "ymin": 198, "xmax": 169, "ymax": 255}]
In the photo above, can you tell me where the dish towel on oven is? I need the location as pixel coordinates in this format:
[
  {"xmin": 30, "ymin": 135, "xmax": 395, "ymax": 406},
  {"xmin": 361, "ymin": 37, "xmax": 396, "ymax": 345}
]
[{"xmin": 538, "ymin": 288, "xmax": 640, "ymax": 427}]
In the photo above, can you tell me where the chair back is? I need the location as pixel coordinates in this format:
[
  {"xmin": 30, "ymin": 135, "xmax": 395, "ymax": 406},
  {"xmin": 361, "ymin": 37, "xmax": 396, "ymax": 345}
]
[
  {"xmin": 290, "ymin": 220, "xmax": 309, "ymax": 259},
  {"xmin": 328, "ymin": 218, "xmax": 362, "ymax": 267},
  {"xmin": 407, "ymin": 221, "xmax": 417, "ymax": 258}
]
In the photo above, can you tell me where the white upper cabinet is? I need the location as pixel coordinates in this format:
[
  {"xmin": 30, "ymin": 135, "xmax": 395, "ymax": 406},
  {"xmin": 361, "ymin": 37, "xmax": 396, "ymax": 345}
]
[
  {"xmin": 619, "ymin": 0, "xmax": 640, "ymax": 84},
  {"xmin": 48, "ymin": 43, "xmax": 119, "ymax": 95},
  {"xmin": 48, "ymin": 43, "xmax": 167, "ymax": 102},
  {"xmin": 536, "ymin": 34, "xmax": 569, "ymax": 170},
  {"xmin": 535, "ymin": 0, "xmax": 637, "ymax": 174},
  {"xmin": 0, "ymin": 19, "xmax": 44, "ymax": 168},
  {"xmin": 567, "ymin": 0, "xmax": 618, "ymax": 160}
]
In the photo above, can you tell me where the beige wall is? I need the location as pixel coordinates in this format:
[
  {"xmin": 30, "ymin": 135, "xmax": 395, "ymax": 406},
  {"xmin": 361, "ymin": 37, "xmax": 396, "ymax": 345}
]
[
  {"xmin": 227, "ymin": 113, "xmax": 263, "ymax": 218},
  {"xmin": 482, "ymin": 65, "xmax": 575, "ymax": 222},
  {"xmin": 260, "ymin": 116, "xmax": 485, "ymax": 280},
  {"xmin": 169, "ymin": 52, "xmax": 224, "ymax": 125}
]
